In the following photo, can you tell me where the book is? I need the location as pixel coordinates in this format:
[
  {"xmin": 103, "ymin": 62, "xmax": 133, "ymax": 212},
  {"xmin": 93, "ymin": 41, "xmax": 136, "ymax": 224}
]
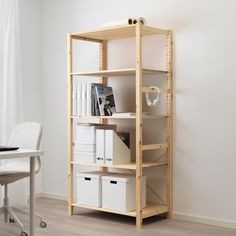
[
  {"xmin": 81, "ymin": 83, "xmax": 87, "ymax": 115},
  {"xmin": 72, "ymin": 80, "xmax": 77, "ymax": 116},
  {"xmin": 94, "ymin": 84, "xmax": 116, "ymax": 116},
  {"xmin": 86, "ymin": 82, "xmax": 91, "ymax": 116},
  {"xmin": 91, "ymin": 83, "xmax": 101, "ymax": 116},
  {"xmin": 112, "ymin": 112, "xmax": 135, "ymax": 116},
  {"xmin": 112, "ymin": 112, "xmax": 152, "ymax": 117},
  {"xmin": 76, "ymin": 82, "xmax": 82, "ymax": 116}
]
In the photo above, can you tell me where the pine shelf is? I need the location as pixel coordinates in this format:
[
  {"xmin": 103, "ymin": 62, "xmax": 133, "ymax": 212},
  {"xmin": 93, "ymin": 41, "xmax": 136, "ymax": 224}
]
[
  {"xmin": 71, "ymin": 115, "xmax": 168, "ymax": 119},
  {"xmin": 72, "ymin": 202, "xmax": 168, "ymax": 219},
  {"xmin": 71, "ymin": 24, "xmax": 169, "ymax": 41},
  {"xmin": 71, "ymin": 68, "xmax": 167, "ymax": 77},
  {"xmin": 70, "ymin": 161, "xmax": 167, "ymax": 170}
]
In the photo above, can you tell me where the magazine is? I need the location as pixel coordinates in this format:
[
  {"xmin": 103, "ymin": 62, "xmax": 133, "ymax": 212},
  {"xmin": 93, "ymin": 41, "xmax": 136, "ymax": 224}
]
[
  {"xmin": 94, "ymin": 84, "xmax": 116, "ymax": 116},
  {"xmin": 91, "ymin": 83, "xmax": 101, "ymax": 116}
]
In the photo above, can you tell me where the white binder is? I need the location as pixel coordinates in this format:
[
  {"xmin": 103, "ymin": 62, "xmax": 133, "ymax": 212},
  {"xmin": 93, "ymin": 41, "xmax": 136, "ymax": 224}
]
[
  {"xmin": 76, "ymin": 82, "xmax": 82, "ymax": 116},
  {"xmin": 72, "ymin": 80, "xmax": 77, "ymax": 116},
  {"xmin": 105, "ymin": 130, "xmax": 131, "ymax": 166},
  {"xmin": 81, "ymin": 82, "xmax": 87, "ymax": 115},
  {"xmin": 86, "ymin": 82, "xmax": 91, "ymax": 116},
  {"xmin": 96, "ymin": 129, "xmax": 105, "ymax": 164}
]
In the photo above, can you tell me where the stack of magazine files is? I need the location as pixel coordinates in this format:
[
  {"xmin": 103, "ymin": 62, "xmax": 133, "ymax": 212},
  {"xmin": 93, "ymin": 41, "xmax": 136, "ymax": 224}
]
[{"xmin": 72, "ymin": 82, "xmax": 116, "ymax": 116}]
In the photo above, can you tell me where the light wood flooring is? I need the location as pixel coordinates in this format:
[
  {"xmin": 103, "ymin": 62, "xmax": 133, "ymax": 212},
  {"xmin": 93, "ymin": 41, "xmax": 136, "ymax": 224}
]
[{"xmin": 0, "ymin": 197, "xmax": 235, "ymax": 236}]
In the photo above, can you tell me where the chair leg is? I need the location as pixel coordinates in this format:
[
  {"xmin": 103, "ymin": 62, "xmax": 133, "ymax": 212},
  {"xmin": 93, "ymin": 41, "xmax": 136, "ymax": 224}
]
[
  {"xmin": 4, "ymin": 184, "xmax": 9, "ymax": 223},
  {"xmin": 7, "ymin": 206, "xmax": 25, "ymax": 233},
  {"xmin": 2, "ymin": 185, "xmax": 26, "ymax": 233},
  {"xmin": 12, "ymin": 207, "xmax": 43, "ymax": 222}
]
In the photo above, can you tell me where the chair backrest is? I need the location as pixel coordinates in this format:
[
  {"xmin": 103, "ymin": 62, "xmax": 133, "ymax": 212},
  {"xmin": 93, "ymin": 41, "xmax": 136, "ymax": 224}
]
[{"xmin": 3, "ymin": 122, "xmax": 42, "ymax": 172}]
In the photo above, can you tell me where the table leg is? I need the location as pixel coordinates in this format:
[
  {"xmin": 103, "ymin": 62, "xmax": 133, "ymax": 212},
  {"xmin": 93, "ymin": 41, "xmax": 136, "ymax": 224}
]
[{"xmin": 30, "ymin": 156, "xmax": 35, "ymax": 236}]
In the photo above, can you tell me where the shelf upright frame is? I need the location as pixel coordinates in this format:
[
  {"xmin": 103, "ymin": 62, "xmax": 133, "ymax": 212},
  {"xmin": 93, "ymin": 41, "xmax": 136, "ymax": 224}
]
[
  {"xmin": 135, "ymin": 22, "xmax": 143, "ymax": 229},
  {"xmin": 67, "ymin": 33, "xmax": 74, "ymax": 216},
  {"xmin": 166, "ymin": 30, "xmax": 173, "ymax": 218},
  {"xmin": 99, "ymin": 39, "xmax": 108, "ymax": 172}
]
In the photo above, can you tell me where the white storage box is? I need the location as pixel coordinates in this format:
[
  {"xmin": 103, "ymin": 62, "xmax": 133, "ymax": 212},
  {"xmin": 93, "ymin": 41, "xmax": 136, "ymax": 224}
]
[
  {"xmin": 102, "ymin": 174, "xmax": 146, "ymax": 212},
  {"xmin": 74, "ymin": 151, "xmax": 95, "ymax": 163},
  {"xmin": 76, "ymin": 172, "xmax": 114, "ymax": 207},
  {"xmin": 74, "ymin": 142, "xmax": 96, "ymax": 153},
  {"xmin": 75, "ymin": 125, "xmax": 96, "ymax": 143}
]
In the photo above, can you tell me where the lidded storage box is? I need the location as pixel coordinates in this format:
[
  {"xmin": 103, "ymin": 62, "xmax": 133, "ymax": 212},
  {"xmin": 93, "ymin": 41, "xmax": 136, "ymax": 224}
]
[
  {"xmin": 76, "ymin": 171, "xmax": 113, "ymax": 207},
  {"xmin": 102, "ymin": 174, "xmax": 146, "ymax": 212}
]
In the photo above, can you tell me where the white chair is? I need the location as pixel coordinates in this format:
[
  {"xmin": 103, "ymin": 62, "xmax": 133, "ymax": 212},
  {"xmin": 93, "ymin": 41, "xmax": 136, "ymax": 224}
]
[{"xmin": 0, "ymin": 122, "xmax": 46, "ymax": 236}]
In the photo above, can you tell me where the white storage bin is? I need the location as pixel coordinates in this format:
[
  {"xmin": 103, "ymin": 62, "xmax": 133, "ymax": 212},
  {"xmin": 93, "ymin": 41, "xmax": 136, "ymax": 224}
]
[
  {"xmin": 102, "ymin": 174, "xmax": 146, "ymax": 212},
  {"xmin": 76, "ymin": 172, "xmax": 114, "ymax": 207},
  {"xmin": 74, "ymin": 142, "xmax": 96, "ymax": 153},
  {"xmin": 74, "ymin": 151, "xmax": 95, "ymax": 163},
  {"xmin": 75, "ymin": 125, "xmax": 96, "ymax": 143}
]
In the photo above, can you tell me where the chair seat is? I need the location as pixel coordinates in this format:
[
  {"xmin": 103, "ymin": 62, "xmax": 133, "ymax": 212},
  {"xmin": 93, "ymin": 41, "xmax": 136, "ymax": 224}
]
[{"xmin": 0, "ymin": 166, "xmax": 29, "ymax": 185}]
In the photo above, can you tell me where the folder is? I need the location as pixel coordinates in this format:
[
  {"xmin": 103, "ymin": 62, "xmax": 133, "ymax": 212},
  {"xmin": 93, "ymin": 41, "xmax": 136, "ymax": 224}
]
[
  {"xmin": 86, "ymin": 82, "xmax": 91, "ymax": 116},
  {"xmin": 105, "ymin": 130, "xmax": 131, "ymax": 166},
  {"xmin": 81, "ymin": 82, "xmax": 87, "ymax": 116},
  {"xmin": 72, "ymin": 80, "xmax": 77, "ymax": 116},
  {"xmin": 77, "ymin": 82, "xmax": 82, "ymax": 116},
  {"xmin": 96, "ymin": 129, "xmax": 105, "ymax": 164}
]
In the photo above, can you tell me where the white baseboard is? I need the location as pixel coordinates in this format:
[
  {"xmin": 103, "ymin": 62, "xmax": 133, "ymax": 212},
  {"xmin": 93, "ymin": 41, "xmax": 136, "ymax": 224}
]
[
  {"xmin": 35, "ymin": 192, "xmax": 67, "ymax": 201},
  {"xmin": 173, "ymin": 212, "xmax": 236, "ymax": 230}
]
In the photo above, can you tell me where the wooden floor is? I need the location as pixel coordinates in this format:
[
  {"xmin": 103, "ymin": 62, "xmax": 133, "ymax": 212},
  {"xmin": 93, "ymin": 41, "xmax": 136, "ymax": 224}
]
[{"xmin": 0, "ymin": 197, "xmax": 236, "ymax": 236}]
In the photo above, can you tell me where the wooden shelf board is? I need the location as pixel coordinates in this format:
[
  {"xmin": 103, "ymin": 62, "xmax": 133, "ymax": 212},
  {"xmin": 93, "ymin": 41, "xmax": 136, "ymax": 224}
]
[
  {"xmin": 71, "ymin": 24, "xmax": 170, "ymax": 41},
  {"xmin": 71, "ymin": 68, "xmax": 167, "ymax": 77},
  {"xmin": 72, "ymin": 202, "xmax": 168, "ymax": 218},
  {"xmin": 142, "ymin": 203, "xmax": 169, "ymax": 219},
  {"xmin": 71, "ymin": 115, "xmax": 167, "ymax": 119},
  {"xmin": 71, "ymin": 161, "xmax": 167, "ymax": 169}
]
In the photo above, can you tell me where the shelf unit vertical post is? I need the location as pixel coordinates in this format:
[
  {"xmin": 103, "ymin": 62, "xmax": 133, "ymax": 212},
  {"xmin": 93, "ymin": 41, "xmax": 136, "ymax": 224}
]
[
  {"xmin": 99, "ymin": 40, "xmax": 108, "ymax": 172},
  {"xmin": 99, "ymin": 40, "xmax": 107, "ymax": 84},
  {"xmin": 67, "ymin": 33, "xmax": 73, "ymax": 215},
  {"xmin": 166, "ymin": 30, "xmax": 173, "ymax": 218},
  {"xmin": 135, "ymin": 23, "xmax": 143, "ymax": 228}
]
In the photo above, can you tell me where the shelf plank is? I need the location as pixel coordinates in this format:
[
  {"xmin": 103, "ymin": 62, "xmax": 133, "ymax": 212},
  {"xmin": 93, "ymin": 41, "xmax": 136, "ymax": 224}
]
[
  {"xmin": 141, "ymin": 203, "xmax": 169, "ymax": 219},
  {"xmin": 72, "ymin": 202, "xmax": 168, "ymax": 218},
  {"xmin": 71, "ymin": 161, "xmax": 166, "ymax": 169},
  {"xmin": 71, "ymin": 68, "xmax": 167, "ymax": 77},
  {"xmin": 72, "ymin": 202, "xmax": 136, "ymax": 217},
  {"xmin": 142, "ymin": 143, "xmax": 168, "ymax": 151},
  {"xmin": 71, "ymin": 24, "xmax": 170, "ymax": 41},
  {"xmin": 71, "ymin": 115, "xmax": 167, "ymax": 119}
]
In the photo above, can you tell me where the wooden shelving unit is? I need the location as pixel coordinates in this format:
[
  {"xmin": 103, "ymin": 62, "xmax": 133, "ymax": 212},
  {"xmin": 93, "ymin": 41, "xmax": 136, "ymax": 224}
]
[{"xmin": 67, "ymin": 23, "xmax": 173, "ymax": 228}]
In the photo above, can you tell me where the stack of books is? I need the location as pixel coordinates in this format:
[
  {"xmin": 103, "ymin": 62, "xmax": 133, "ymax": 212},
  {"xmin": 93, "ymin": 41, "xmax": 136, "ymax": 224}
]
[{"xmin": 72, "ymin": 82, "xmax": 116, "ymax": 117}]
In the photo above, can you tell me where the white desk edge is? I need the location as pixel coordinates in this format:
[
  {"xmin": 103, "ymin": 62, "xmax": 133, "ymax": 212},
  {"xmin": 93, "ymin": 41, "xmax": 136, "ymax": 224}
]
[{"xmin": 0, "ymin": 149, "xmax": 44, "ymax": 159}]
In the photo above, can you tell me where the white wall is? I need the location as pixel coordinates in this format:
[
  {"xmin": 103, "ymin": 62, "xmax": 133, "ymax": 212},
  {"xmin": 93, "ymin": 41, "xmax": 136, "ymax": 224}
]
[
  {"xmin": 19, "ymin": 0, "xmax": 42, "ymax": 194},
  {"xmin": 40, "ymin": 0, "xmax": 236, "ymax": 225}
]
